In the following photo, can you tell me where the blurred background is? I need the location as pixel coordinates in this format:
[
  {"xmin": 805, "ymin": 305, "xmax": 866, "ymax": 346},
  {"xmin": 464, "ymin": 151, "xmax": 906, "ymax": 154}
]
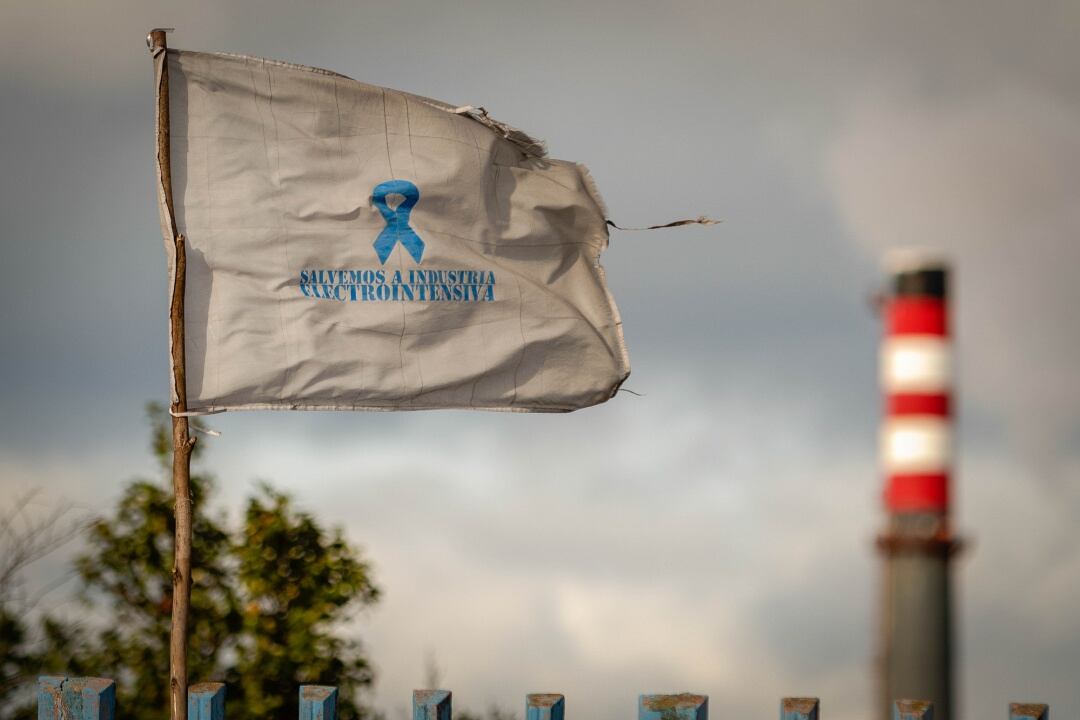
[{"xmin": 1, "ymin": 2, "xmax": 1078, "ymax": 719}]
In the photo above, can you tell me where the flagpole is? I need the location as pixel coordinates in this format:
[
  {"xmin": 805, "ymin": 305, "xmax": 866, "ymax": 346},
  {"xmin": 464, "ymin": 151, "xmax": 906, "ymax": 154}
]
[{"xmin": 150, "ymin": 27, "xmax": 194, "ymax": 720}]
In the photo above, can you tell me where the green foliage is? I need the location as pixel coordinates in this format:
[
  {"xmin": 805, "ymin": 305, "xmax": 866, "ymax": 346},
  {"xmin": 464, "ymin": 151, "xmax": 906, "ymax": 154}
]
[
  {"xmin": 0, "ymin": 608, "xmax": 32, "ymax": 706},
  {"xmin": 7, "ymin": 403, "xmax": 380, "ymax": 720},
  {"xmin": 71, "ymin": 449, "xmax": 238, "ymax": 713},
  {"xmin": 230, "ymin": 485, "xmax": 378, "ymax": 719}
]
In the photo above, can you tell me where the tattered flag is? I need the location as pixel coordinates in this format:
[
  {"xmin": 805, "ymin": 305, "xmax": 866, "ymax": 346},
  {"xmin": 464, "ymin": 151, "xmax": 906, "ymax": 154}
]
[{"xmin": 153, "ymin": 48, "xmax": 630, "ymax": 413}]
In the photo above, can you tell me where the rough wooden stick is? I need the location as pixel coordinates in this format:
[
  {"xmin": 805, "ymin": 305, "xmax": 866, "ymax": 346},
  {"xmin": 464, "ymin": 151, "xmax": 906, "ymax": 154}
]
[{"xmin": 151, "ymin": 28, "xmax": 195, "ymax": 720}]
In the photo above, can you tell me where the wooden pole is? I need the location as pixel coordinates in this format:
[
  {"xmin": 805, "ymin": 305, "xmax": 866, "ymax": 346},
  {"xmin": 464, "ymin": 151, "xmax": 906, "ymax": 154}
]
[{"xmin": 150, "ymin": 28, "xmax": 194, "ymax": 720}]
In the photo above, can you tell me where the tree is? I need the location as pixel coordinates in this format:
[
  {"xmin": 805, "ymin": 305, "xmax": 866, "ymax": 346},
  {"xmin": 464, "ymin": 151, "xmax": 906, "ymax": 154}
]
[
  {"xmin": 8, "ymin": 404, "xmax": 380, "ymax": 720},
  {"xmin": 230, "ymin": 483, "xmax": 378, "ymax": 719},
  {"xmin": 0, "ymin": 490, "xmax": 87, "ymax": 712}
]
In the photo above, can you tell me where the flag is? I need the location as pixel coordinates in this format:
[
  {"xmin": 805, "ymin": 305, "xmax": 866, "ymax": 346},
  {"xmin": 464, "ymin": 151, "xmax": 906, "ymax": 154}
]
[{"xmin": 153, "ymin": 48, "xmax": 630, "ymax": 413}]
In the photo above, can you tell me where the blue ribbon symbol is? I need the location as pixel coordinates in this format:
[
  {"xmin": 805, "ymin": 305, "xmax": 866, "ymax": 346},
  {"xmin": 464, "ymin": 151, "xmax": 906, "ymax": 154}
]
[{"xmin": 371, "ymin": 179, "xmax": 425, "ymax": 265}]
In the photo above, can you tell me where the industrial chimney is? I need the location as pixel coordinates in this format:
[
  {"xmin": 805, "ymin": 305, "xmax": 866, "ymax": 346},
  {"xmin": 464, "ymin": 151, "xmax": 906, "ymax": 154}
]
[{"xmin": 877, "ymin": 253, "xmax": 961, "ymax": 720}]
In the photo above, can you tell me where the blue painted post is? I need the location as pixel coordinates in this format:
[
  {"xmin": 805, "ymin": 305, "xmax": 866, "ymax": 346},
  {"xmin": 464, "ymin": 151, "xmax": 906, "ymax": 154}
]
[
  {"xmin": 893, "ymin": 700, "xmax": 934, "ymax": 720},
  {"xmin": 38, "ymin": 676, "xmax": 64, "ymax": 720},
  {"xmin": 782, "ymin": 698, "xmax": 820, "ymax": 720},
  {"xmin": 414, "ymin": 690, "xmax": 452, "ymax": 720},
  {"xmin": 639, "ymin": 694, "xmax": 708, "ymax": 720},
  {"xmin": 300, "ymin": 686, "xmax": 339, "ymax": 720},
  {"xmin": 527, "ymin": 694, "xmax": 565, "ymax": 720},
  {"xmin": 37, "ymin": 676, "xmax": 116, "ymax": 720},
  {"xmin": 1009, "ymin": 704, "xmax": 1048, "ymax": 720},
  {"xmin": 188, "ymin": 683, "xmax": 225, "ymax": 720}
]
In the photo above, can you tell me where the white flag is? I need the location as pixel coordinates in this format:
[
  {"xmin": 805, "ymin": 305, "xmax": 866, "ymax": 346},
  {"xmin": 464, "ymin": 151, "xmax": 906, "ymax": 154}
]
[{"xmin": 154, "ymin": 48, "xmax": 630, "ymax": 413}]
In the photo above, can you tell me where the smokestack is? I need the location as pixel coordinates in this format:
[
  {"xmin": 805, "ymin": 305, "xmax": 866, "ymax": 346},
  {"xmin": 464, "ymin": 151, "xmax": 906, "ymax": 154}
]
[{"xmin": 877, "ymin": 252, "xmax": 961, "ymax": 720}]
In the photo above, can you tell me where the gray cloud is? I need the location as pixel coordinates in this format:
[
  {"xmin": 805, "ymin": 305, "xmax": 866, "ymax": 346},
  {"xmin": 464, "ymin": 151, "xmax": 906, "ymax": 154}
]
[
  {"xmin": 2, "ymin": 2, "xmax": 1079, "ymax": 720},
  {"xmin": 827, "ymin": 83, "xmax": 1080, "ymax": 478}
]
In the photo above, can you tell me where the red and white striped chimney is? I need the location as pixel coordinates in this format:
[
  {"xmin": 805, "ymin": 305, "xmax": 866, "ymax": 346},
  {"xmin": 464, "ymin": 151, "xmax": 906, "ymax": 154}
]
[{"xmin": 880, "ymin": 253, "xmax": 951, "ymax": 515}]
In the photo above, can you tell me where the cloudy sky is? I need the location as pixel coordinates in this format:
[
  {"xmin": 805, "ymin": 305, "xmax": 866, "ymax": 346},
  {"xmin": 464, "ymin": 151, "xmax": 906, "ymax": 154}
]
[{"xmin": 2, "ymin": 1, "xmax": 1079, "ymax": 719}]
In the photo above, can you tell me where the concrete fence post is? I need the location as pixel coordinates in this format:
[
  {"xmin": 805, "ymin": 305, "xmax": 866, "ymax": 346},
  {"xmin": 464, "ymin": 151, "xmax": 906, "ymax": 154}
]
[
  {"xmin": 414, "ymin": 690, "xmax": 452, "ymax": 720},
  {"xmin": 639, "ymin": 694, "xmax": 708, "ymax": 720},
  {"xmin": 299, "ymin": 686, "xmax": 338, "ymax": 720},
  {"xmin": 782, "ymin": 698, "xmax": 820, "ymax": 720},
  {"xmin": 187, "ymin": 683, "xmax": 225, "ymax": 720},
  {"xmin": 527, "ymin": 694, "xmax": 565, "ymax": 720},
  {"xmin": 1009, "ymin": 704, "xmax": 1048, "ymax": 720},
  {"xmin": 37, "ymin": 677, "xmax": 116, "ymax": 720},
  {"xmin": 893, "ymin": 700, "xmax": 934, "ymax": 720}
]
